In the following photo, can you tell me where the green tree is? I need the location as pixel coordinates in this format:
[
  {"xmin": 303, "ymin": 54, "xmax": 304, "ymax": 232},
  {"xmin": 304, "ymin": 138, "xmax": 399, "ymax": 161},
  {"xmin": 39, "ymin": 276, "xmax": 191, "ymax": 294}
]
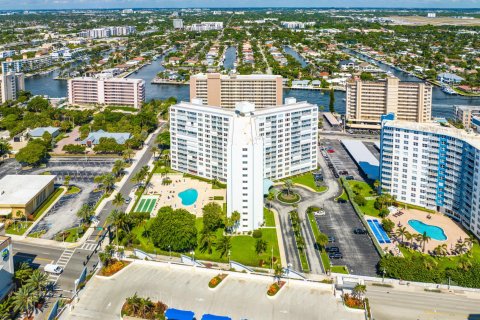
[
  {"xmin": 150, "ymin": 207, "xmax": 197, "ymax": 252},
  {"xmin": 329, "ymin": 88, "xmax": 335, "ymax": 113},
  {"xmin": 255, "ymin": 239, "xmax": 268, "ymax": 255},
  {"xmin": 76, "ymin": 204, "xmax": 94, "ymax": 226},
  {"xmin": 26, "ymin": 96, "xmax": 49, "ymax": 112},
  {"xmin": 283, "ymin": 179, "xmax": 293, "ymax": 196},
  {"xmin": 64, "ymin": 175, "xmax": 71, "ymax": 188},
  {"xmin": 202, "ymin": 202, "xmax": 224, "ymax": 232},
  {"xmin": 421, "ymin": 231, "xmax": 431, "ymax": 253},
  {"xmin": 12, "ymin": 286, "xmax": 38, "ymax": 319},
  {"xmin": 353, "ymin": 194, "xmax": 366, "ymax": 206},
  {"xmin": 14, "ymin": 262, "xmax": 33, "ymax": 287},
  {"xmin": 25, "ymin": 270, "xmax": 49, "ymax": 298},
  {"xmin": 156, "ymin": 131, "xmax": 170, "ymax": 151},
  {"xmin": 15, "ymin": 140, "xmax": 48, "ymax": 166},
  {"xmin": 352, "ymin": 284, "xmax": 366, "ymax": 300},
  {"xmin": 112, "ymin": 192, "xmax": 125, "ymax": 208},
  {"xmin": 381, "ymin": 218, "xmax": 395, "ymax": 233},
  {"xmin": 395, "ymin": 226, "xmax": 407, "ymax": 243},
  {"xmin": 0, "ymin": 140, "xmax": 12, "ymax": 159},
  {"xmin": 216, "ymin": 236, "xmax": 232, "ymax": 258},
  {"xmin": 273, "ymin": 263, "xmax": 283, "ymax": 283},
  {"xmin": 199, "ymin": 228, "xmax": 216, "ymax": 254},
  {"xmin": 315, "ymin": 232, "xmax": 329, "ymax": 250},
  {"xmin": 112, "ymin": 160, "xmax": 125, "ymax": 178}
]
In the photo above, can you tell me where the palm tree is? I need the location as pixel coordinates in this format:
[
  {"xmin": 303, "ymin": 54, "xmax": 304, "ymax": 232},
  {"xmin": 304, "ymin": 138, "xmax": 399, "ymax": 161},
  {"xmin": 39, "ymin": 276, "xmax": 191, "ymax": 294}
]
[
  {"xmin": 14, "ymin": 262, "xmax": 33, "ymax": 287},
  {"xmin": 151, "ymin": 146, "xmax": 160, "ymax": 159},
  {"xmin": 395, "ymin": 226, "xmax": 407, "ymax": 244},
  {"xmin": 464, "ymin": 236, "xmax": 476, "ymax": 250},
  {"xmin": 199, "ymin": 228, "xmax": 216, "ymax": 254},
  {"xmin": 352, "ymin": 284, "xmax": 367, "ymax": 300},
  {"xmin": 255, "ymin": 239, "xmax": 268, "ymax": 255},
  {"xmin": 0, "ymin": 140, "xmax": 12, "ymax": 160},
  {"xmin": 122, "ymin": 148, "xmax": 134, "ymax": 162},
  {"xmin": 12, "ymin": 286, "xmax": 38, "ymax": 319},
  {"xmin": 421, "ymin": 232, "xmax": 431, "ymax": 252},
  {"xmin": 112, "ymin": 192, "xmax": 125, "ymax": 208},
  {"xmin": 126, "ymin": 293, "xmax": 142, "ymax": 317},
  {"xmin": 112, "ymin": 160, "xmax": 125, "ymax": 177},
  {"xmin": 283, "ymin": 179, "xmax": 293, "ymax": 196},
  {"xmin": 76, "ymin": 204, "xmax": 94, "ymax": 225},
  {"xmin": 455, "ymin": 241, "xmax": 468, "ymax": 254},
  {"xmin": 107, "ymin": 210, "xmax": 129, "ymax": 248},
  {"xmin": 26, "ymin": 270, "xmax": 49, "ymax": 298},
  {"xmin": 273, "ymin": 263, "xmax": 283, "ymax": 283},
  {"xmin": 315, "ymin": 232, "xmax": 329, "ymax": 251},
  {"xmin": 404, "ymin": 231, "xmax": 413, "ymax": 248},
  {"xmin": 266, "ymin": 192, "xmax": 275, "ymax": 209},
  {"xmin": 458, "ymin": 256, "xmax": 473, "ymax": 271},
  {"xmin": 216, "ymin": 236, "xmax": 232, "ymax": 258},
  {"xmin": 101, "ymin": 173, "xmax": 116, "ymax": 193}
]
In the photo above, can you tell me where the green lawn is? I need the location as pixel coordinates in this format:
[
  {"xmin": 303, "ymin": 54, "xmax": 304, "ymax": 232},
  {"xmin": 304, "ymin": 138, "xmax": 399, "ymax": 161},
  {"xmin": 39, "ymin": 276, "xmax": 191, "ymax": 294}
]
[
  {"xmin": 299, "ymin": 250, "xmax": 310, "ymax": 272},
  {"xmin": 321, "ymin": 251, "xmax": 331, "ymax": 270},
  {"xmin": 32, "ymin": 187, "xmax": 64, "ymax": 220},
  {"xmin": 66, "ymin": 186, "xmax": 81, "ymax": 195},
  {"xmin": 348, "ymin": 180, "xmax": 376, "ymax": 198},
  {"xmin": 131, "ymin": 217, "xmax": 281, "ymax": 268},
  {"xmin": 399, "ymin": 243, "xmax": 480, "ymax": 270},
  {"xmin": 6, "ymin": 221, "xmax": 33, "ymax": 236},
  {"xmin": 335, "ymin": 190, "xmax": 348, "ymax": 202},
  {"xmin": 347, "ymin": 180, "xmax": 381, "ymax": 217},
  {"xmin": 331, "ymin": 265, "xmax": 349, "ymax": 274},
  {"xmin": 284, "ymin": 172, "xmax": 327, "ymax": 192},
  {"xmin": 264, "ymin": 208, "xmax": 275, "ymax": 227}
]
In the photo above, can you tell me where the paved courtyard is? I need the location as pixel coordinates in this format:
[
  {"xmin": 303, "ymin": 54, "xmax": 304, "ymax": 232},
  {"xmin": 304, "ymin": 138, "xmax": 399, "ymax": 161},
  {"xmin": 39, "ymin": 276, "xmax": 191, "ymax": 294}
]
[
  {"xmin": 146, "ymin": 173, "xmax": 226, "ymax": 216},
  {"xmin": 65, "ymin": 261, "xmax": 364, "ymax": 320}
]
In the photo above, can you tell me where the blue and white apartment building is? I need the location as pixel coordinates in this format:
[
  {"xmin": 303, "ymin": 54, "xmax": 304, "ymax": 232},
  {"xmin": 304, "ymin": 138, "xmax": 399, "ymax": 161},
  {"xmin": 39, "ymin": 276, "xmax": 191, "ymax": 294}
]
[{"xmin": 380, "ymin": 120, "xmax": 480, "ymax": 238}]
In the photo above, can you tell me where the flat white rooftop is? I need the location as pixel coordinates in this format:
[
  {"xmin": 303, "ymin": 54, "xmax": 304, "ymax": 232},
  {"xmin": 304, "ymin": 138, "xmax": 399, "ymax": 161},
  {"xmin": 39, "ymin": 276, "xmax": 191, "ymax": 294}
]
[
  {"xmin": 341, "ymin": 139, "xmax": 379, "ymax": 180},
  {"xmin": 0, "ymin": 175, "xmax": 56, "ymax": 205}
]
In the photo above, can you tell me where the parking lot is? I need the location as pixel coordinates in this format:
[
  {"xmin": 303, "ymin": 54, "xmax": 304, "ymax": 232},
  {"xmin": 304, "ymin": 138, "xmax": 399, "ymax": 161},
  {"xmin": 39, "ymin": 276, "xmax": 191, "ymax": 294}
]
[
  {"xmin": 319, "ymin": 139, "xmax": 364, "ymax": 181},
  {"xmin": 315, "ymin": 199, "xmax": 380, "ymax": 276},
  {"xmin": 364, "ymin": 141, "xmax": 381, "ymax": 161},
  {"xmin": 0, "ymin": 157, "xmax": 116, "ymax": 239}
]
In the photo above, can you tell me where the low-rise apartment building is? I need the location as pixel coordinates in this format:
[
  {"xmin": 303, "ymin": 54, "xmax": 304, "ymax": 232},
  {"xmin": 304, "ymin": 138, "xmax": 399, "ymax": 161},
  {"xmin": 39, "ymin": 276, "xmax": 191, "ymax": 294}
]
[
  {"xmin": 170, "ymin": 98, "xmax": 318, "ymax": 231},
  {"xmin": 380, "ymin": 120, "xmax": 480, "ymax": 239},
  {"xmin": 190, "ymin": 73, "xmax": 283, "ymax": 108},
  {"xmin": 68, "ymin": 77, "xmax": 145, "ymax": 108},
  {"xmin": 346, "ymin": 77, "xmax": 432, "ymax": 129}
]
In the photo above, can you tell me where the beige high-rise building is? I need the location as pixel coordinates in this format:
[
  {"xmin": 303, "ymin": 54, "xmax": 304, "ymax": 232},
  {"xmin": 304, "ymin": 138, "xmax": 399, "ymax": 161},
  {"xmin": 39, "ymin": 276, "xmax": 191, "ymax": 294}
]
[
  {"xmin": 68, "ymin": 77, "xmax": 145, "ymax": 109},
  {"xmin": 190, "ymin": 73, "xmax": 283, "ymax": 108},
  {"xmin": 0, "ymin": 72, "xmax": 24, "ymax": 103},
  {"xmin": 346, "ymin": 77, "xmax": 432, "ymax": 129}
]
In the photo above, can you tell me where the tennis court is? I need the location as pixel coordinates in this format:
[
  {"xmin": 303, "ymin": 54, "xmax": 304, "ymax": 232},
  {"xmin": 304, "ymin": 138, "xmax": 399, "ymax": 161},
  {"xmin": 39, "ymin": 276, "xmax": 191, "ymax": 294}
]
[{"xmin": 135, "ymin": 196, "xmax": 158, "ymax": 213}]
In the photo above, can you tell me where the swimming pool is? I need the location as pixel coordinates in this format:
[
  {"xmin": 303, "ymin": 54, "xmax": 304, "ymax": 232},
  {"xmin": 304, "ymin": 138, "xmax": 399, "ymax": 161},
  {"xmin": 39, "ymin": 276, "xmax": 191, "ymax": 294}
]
[
  {"xmin": 178, "ymin": 188, "xmax": 198, "ymax": 206},
  {"xmin": 408, "ymin": 220, "xmax": 447, "ymax": 241}
]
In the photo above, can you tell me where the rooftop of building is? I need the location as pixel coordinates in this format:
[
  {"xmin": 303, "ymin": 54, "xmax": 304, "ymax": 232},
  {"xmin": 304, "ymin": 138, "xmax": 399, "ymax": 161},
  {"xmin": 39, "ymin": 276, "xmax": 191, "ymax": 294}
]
[
  {"xmin": 383, "ymin": 120, "xmax": 480, "ymax": 148},
  {"xmin": 454, "ymin": 105, "xmax": 480, "ymax": 111},
  {"xmin": 29, "ymin": 126, "xmax": 59, "ymax": 137},
  {"xmin": 192, "ymin": 73, "xmax": 282, "ymax": 80},
  {"xmin": 172, "ymin": 99, "xmax": 316, "ymax": 117},
  {"xmin": 70, "ymin": 77, "xmax": 144, "ymax": 83},
  {"xmin": 0, "ymin": 175, "xmax": 56, "ymax": 206}
]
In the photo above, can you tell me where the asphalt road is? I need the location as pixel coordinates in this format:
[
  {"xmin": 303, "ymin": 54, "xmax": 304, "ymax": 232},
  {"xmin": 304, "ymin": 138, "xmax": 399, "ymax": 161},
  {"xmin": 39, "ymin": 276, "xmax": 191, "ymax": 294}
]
[
  {"xmin": 88, "ymin": 121, "xmax": 167, "ymax": 242},
  {"xmin": 367, "ymin": 285, "xmax": 480, "ymax": 320}
]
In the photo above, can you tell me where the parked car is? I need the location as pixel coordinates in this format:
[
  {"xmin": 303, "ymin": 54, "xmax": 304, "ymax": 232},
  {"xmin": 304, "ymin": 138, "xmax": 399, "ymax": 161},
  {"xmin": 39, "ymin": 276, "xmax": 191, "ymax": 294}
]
[
  {"xmin": 125, "ymin": 197, "xmax": 131, "ymax": 204},
  {"xmin": 314, "ymin": 210, "xmax": 325, "ymax": 216},
  {"xmin": 325, "ymin": 246, "xmax": 339, "ymax": 253},
  {"xmin": 44, "ymin": 264, "xmax": 63, "ymax": 274},
  {"xmin": 329, "ymin": 253, "xmax": 343, "ymax": 259},
  {"xmin": 328, "ymin": 236, "xmax": 335, "ymax": 243},
  {"xmin": 354, "ymin": 228, "xmax": 367, "ymax": 234}
]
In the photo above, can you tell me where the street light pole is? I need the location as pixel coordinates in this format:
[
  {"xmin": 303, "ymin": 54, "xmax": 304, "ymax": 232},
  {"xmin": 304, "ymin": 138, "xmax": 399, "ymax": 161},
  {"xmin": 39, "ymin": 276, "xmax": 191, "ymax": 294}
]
[{"xmin": 270, "ymin": 246, "xmax": 273, "ymax": 273}]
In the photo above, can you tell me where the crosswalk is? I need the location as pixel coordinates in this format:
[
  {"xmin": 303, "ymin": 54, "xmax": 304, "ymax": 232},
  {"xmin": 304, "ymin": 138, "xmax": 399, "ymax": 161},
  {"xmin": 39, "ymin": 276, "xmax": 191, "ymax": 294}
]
[
  {"xmin": 80, "ymin": 241, "xmax": 98, "ymax": 251},
  {"xmin": 49, "ymin": 248, "xmax": 75, "ymax": 283}
]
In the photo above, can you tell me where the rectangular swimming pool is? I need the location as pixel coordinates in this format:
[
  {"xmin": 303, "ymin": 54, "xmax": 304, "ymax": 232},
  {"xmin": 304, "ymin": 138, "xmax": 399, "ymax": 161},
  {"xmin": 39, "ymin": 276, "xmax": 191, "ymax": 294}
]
[{"xmin": 367, "ymin": 219, "xmax": 391, "ymax": 244}]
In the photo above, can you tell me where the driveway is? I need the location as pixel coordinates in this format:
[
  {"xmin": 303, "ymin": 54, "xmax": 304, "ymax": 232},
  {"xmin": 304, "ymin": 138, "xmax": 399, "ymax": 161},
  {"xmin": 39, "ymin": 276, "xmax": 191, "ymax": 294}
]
[
  {"xmin": 53, "ymin": 126, "xmax": 81, "ymax": 154},
  {"xmin": 65, "ymin": 261, "xmax": 365, "ymax": 320}
]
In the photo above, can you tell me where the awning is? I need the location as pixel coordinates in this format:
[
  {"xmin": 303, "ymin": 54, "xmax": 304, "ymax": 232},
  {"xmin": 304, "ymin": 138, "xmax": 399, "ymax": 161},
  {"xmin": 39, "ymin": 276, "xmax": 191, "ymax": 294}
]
[
  {"xmin": 263, "ymin": 178, "xmax": 274, "ymax": 195},
  {"xmin": 0, "ymin": 209, "xmax": 11, "ymax": 216},
  {"xmin": 165, "ymin": 308, "xmax": 195, "ymax": 320},
  {"xmin": 201, "ymin": 315, "xmax": 232, "ymax": 320}
]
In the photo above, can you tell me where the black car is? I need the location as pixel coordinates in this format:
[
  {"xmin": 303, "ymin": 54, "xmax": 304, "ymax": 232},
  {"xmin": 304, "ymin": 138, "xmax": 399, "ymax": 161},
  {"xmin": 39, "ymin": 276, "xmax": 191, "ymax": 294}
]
[
  {"xmin": 353, "ymin": 228, "xmax": 367, "ymax": 234},
  {"xmin": 325, "ymin": 246, "xmax": 339, "ymax": 253},
  {"xmin": 329, "ymin": 253, "xmax": 343, "ymax": 259}
]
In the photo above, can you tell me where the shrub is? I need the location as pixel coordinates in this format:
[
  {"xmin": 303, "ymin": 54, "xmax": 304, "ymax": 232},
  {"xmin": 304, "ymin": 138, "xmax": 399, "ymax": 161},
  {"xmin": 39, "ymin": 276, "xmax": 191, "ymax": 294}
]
[
  {"xmin": 343, "ymin": 294, "xmax": 364, "ymax": 309},
  {"xmin": 101, "ymin": 260, "xmax": 127, "ymax": 276},
  {"xmin": 353, "ymin": 194, "xmax": 366, "ymax": 206},
  {"xmin": 252, "ymin": 229, "xmax": 263, "ymax": 239},
  {"xmin": 381, "ymin": 218, "xmax": 395, "ymax": 233},
  {"xmin": 62, "ymin": 144, "xmax": 86, "ymax": 154}
]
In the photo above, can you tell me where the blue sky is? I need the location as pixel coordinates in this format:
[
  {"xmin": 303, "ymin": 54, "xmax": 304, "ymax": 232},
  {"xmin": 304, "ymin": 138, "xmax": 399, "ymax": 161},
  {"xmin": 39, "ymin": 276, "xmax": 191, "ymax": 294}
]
[{"xmin": 0, "ymin": 0, "xmax": 479, "ymax": 10}]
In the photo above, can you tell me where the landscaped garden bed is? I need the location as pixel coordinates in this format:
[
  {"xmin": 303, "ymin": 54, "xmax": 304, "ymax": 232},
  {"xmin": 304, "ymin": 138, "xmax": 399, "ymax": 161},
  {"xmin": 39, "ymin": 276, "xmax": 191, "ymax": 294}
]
[
  {"xmin": 208, "ymin": 274, "xmax": 228, "ymax": 288},
  {"xmin": 100, "ymin": 259, "xmax": 130, "ymax": 277},
  {"xmin": 121, "ymin": 293, "xmax": 168, "ymax": 320},
  {"xmin": 277, "ymin": 191, "xmax": 301, "ymax": 204},
  {"xmin": 267, "ymin": 281, "xmax": 286, "ymax": 296}
]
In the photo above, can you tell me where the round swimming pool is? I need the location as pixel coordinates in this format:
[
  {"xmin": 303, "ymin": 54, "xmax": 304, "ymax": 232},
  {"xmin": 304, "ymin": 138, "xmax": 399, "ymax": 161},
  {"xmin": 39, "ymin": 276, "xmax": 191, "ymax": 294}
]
[
  {"xmin": 178, "ymin": 188, "xmax": 198, "ymax": 206},
  {"xmin": 408, "ymin": 220, "xmax": 447, "ymax": 241}
]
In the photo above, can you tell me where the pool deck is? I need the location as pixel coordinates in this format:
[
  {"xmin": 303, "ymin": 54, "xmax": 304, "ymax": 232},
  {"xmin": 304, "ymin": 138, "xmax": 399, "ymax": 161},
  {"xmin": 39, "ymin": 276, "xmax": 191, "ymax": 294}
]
[
  {"xmin": 144, "ymin": 173, "xmax": 226, "ymax": 216},
  {"xmin": 389, "ymin": 209, "xmax": 469, "ymax": 254}
]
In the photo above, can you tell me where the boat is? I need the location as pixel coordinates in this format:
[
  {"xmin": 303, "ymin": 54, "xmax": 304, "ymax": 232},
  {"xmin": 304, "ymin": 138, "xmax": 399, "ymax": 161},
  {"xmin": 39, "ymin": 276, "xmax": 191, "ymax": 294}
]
[{"xmin": 441, "ymin": 85, "xmax": 456, "ymax": 95}]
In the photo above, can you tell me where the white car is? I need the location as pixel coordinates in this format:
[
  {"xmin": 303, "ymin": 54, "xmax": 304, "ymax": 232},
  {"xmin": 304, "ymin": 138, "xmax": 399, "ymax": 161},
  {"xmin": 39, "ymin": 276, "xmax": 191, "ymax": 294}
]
[
  {"xmin": 314, "ymin": 210, "xmax": 325, "ymax": 216},
  {"xmin": 44, "ymin": 264, "xmax": 63, "ymax": 274}
]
